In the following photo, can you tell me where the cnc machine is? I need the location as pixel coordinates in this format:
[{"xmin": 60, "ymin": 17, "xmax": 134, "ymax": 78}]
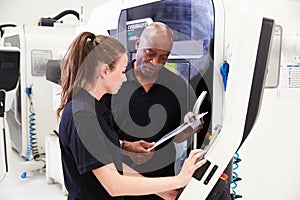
[{"xmin": 1, "ymin": 19, "xmax": 77, "ymax": 178}]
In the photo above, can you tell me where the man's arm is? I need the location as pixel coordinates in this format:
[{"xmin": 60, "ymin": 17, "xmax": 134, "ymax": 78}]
[{"xmin": 121, "ymin": 140, "xmax": 155, "ymax": 165}]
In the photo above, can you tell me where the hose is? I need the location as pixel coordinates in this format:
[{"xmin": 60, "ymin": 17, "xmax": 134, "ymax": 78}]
[
  {"xmin": 231, "ymin": 152, "xmax": 242, "ymax": 199},
  {"xmin": 37, "ymin": 10, "xmax": 79, "ymax": 26},
  {"xmin": 0, "ymin": 24, "xmax": 16, "ymax": 37},
  {"xmin": 0, "ymin": 90, "xmax": 8, "ymax": 183},
  {"xmin": 53, "ymin": 10, "xmax": 79, "ymax": 21},
  {"xmin": 21, "ymin": 86, "xmax": 40, "ymax": 178}
]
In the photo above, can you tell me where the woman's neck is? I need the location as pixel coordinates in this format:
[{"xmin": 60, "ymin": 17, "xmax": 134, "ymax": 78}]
[{"xmin": 82, "ymin": 82, "xmax": 105, "ymax": 101}]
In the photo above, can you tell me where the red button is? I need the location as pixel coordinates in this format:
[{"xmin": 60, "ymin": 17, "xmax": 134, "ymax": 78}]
[{"xmin": 220, "ymin": 173, "xmax": 228, "ymax": 181}]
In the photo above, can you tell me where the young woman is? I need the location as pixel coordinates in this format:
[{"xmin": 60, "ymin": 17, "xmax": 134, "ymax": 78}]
[{"xmin": 57, "ymin": 32, "xmax": 207, "ymax": 200}]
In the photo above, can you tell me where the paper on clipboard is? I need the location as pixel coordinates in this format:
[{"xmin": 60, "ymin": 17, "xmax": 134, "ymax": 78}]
[
  {"xmin": 147, "ymin": 112, "xmax": 208, "ymax": 151},
  {"xmin": 147, "ymin": 91, "xmax": 208, "ymax": 151}
]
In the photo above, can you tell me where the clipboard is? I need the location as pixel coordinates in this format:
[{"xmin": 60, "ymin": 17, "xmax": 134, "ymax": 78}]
[{"xmin": 147, "ymin": 91, "xmax": 208, "ymax": 151}]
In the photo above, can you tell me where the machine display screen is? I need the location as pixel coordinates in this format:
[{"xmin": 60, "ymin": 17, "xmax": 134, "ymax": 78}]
[{"xmin": 126, "ymin": 18, "xmax": 153, "ymax": 52}]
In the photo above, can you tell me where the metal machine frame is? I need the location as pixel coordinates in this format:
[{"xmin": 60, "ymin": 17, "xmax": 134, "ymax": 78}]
[
  {"xmin": 178, "ymin": 10, "xmax": 275, "ymax": 199},
  {"xmin": 2, "ymin": 25, "xmax": 76, "ymax": 158}
]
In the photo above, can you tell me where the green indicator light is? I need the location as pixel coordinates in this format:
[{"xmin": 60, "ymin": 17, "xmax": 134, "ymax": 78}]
[{"xmin": 128, "ymin": 32, "xmax": 133, "ymax": 36}]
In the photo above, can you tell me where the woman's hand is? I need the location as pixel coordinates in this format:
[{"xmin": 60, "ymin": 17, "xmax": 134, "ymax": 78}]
[
  {"xmin": 157, "ymin": 189, "xmax": 179, "ymax": 200},
  {"xmin": 176, "ymin": 149, "xmax": 207, "ymax": 187}
]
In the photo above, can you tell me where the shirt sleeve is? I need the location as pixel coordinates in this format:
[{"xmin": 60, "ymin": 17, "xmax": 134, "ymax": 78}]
[{"xmin": 70, "ymin": 111, "xmax": 114, "ymax": 175}]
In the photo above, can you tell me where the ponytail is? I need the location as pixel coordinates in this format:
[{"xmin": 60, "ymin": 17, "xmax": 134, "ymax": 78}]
[{"xmin": 57, "ymin": 32, "xmax": 126, "ymax": 117}]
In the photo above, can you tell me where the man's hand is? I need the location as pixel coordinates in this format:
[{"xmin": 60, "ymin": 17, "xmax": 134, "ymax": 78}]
[
  {"xmin": 183, "ymin": 111, "xmax": 194, "ymax": 123},
  {"xmin": 122, "ymin": 140, "xmax": 155, "ymax": 165},
  {"xmin": 174, "ymin": 112, "xmax": 204, "ymax": 143}
]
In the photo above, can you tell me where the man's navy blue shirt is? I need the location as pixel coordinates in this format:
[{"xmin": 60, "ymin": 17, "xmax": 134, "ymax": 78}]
[{"xmin": 106, "ymin": 60, "xmax": 194, "ymax": 177}]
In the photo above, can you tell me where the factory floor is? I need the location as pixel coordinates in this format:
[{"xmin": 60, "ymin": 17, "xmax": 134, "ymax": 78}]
[{"xmin": 0, "ymin": 149, "xmax": 67, "ymax": 200}]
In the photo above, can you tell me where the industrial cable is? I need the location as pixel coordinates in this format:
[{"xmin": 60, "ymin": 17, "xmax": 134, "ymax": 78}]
[
  {"xmin": 231, "ymin": 152, "xmax": 242, "ymax": 199},
  {"xmin": 0, "ymin": 124, "xmax": 8, "ymax": 183},
  {"xmin": 52, "ymin": 10, "xmax": 79, "ymax": 21},
  {"xmin": 21, "ymin": 86, "xmax": 41, "ymax": 178},
  {"xmin": 37, "ymin": 10, "xmax": 80, "ymax": 26},
  {"xmin": 0, "ymin": 24, "xmax": 16, "ymax": 37},
  {"xmin": 0, "ymin": 89, "xmax": 8, "ymax": 183},
  {"xmin": 219, "ymin": 61, "xmax": 242, "ymax": 198}
]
